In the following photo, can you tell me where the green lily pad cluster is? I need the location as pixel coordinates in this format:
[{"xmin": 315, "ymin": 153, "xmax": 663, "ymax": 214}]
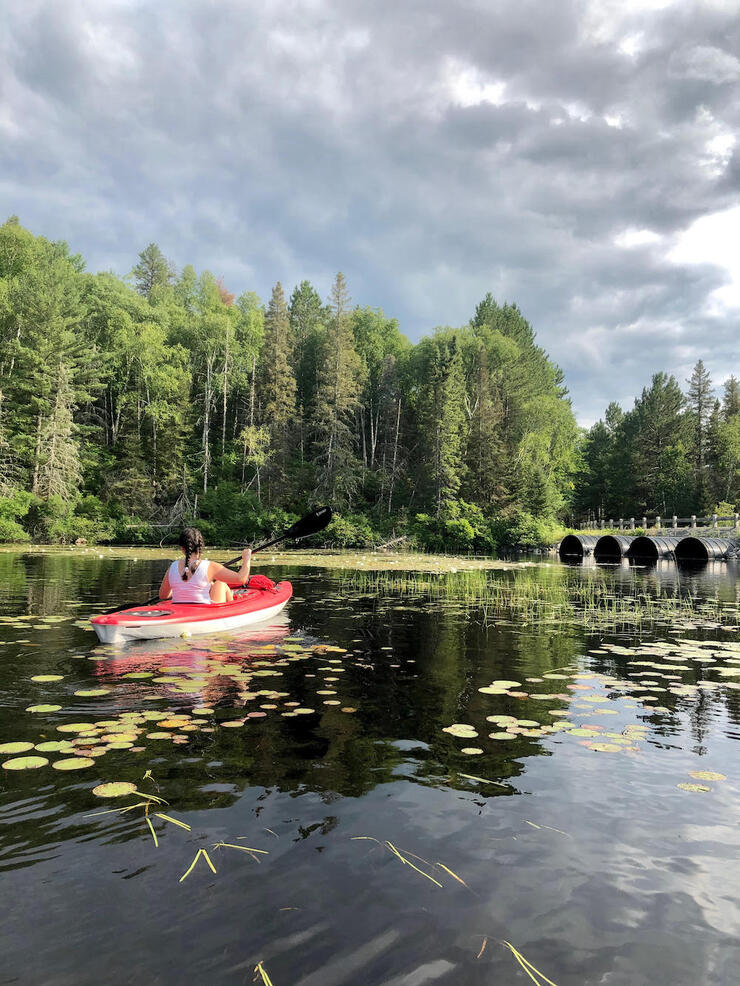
[{"xmin": 1, "ymin": 636, "xmax": 362, "ymax": 773}]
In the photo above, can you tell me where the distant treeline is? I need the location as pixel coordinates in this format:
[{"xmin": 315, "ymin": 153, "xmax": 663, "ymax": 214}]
[
  {"xmin": 575, "ymin": 364, "xmax": 740, "ymax": 522},
  {"xmin": 0, "ymin": 217, "xmax": 579, "ymax": 550}
]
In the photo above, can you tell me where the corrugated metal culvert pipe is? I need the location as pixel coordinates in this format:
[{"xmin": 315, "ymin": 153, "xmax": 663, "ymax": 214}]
[
  {"xmin": 674, "ymin": 536, "xmax": 734, "ymax": 563},
  {"xmin": 594, "ymin": 534, "xmax": 634, "ymax": 561},
  {"xmin": 626, "ymin": 536, "xmax": 683, "ymax": 561},
  {"xmin": 558, "ymin": 534, "xmax": 599, "ymax": 559}
]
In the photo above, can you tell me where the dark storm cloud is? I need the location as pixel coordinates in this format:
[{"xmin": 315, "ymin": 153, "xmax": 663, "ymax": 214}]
[{"xmin": 2, "ymin": 0, "xmax": 739, "ymax": 423}]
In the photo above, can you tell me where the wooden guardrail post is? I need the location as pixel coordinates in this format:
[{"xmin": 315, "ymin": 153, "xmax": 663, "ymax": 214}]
[
  {"xmin": 735, "ymin": 513, "xmax": 739, "ymax": 532},
  {"xmin": 691, "ymin": 515, "xmax": 696, "ymax": 529},
  {"xmin": 672, "ymin": 514, "xmax": 677, "ymax": 531},
  {"xmin": 630, "ymin": 517, "xmax": 635, "ymax": 531},
  {"xmin": 712, "ymin": 513, "xmax": 718, "ymax": 530},
  {"xmin": 619, "ymin": 518, "xmax": 623, "ymax": 530},
  {"xmin": 656, "ymin": 515, "xmax": 661, "ymax": 531},
  {"xmin": 642, "ymin": 515, "xmax": 647, "ymax": 529}
]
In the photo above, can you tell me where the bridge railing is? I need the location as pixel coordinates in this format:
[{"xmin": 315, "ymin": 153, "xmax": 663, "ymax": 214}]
[{"xmin": 576, "ymin": 514, "xmax": 740, "ymax": 534}]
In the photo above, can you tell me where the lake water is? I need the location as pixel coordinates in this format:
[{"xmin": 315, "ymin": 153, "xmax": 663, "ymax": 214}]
[{"xmin": 1, "ymin": 550, "xmax": 739, "ymax": 985}]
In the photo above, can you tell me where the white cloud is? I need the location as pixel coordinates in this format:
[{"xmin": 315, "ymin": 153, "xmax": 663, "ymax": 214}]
[
  {"xmin": 669, "ymin": 44, "xmax": 740, "ymax": 84},
  {"xmin": 703, "ymin": 132, "xmax": 736, "ymax": 177},
  {"xmin": 443, "ymin": 60, "xmax": 506, "ymax": 108},
  {"xmin": 614, "ymin": 228, "xmax": 663, "ymax": 248},
  {"xmin": 669, "ymin": 206, "xmax": 740, "ymax": 311}
]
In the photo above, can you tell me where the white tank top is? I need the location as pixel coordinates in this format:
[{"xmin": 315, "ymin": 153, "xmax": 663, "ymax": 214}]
[{"xmin": 169, "ymin": 558, "xmax": 212, "ymax": 604}]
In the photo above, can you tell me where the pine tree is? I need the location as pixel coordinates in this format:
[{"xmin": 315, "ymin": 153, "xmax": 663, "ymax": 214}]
[
  {"xmin": 631, "ymin": 373, "xmax": 691, "ymax": 514},
  {"xmin": 722, "ymin": 376, "xmax": 740, "ymax": 420},
  {"xmin": 312, "ymin": 273, "xmax": 362, "ymax": 503},
  {"xmin": 686, "ymin": 359, "xmax": 713, "ymax": 507},
  {"xmin": 132, "ymin": 243, "xmax": 173, "ymax": 298},
  {"xmin": 288, "ymin": 281, "xmax": 324, "ymax": 428},
  {"xmin": 259, "ymin": 282, "xmax": 296, "ymax": 501},
  {"xmin": 427, "ymin": 337, "xmax": 467, "ymax": 517},
  {"xmin": 465, "ymin": 345, "xmax": 504, "ymax": 508},
  {"xmin": 36, "ymin": 361, "xmax": 82, "ymax": 500}
]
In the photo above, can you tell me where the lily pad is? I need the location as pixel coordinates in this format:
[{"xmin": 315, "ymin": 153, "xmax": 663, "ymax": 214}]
[
  {"xmin": 30, "ymin": 674, "xmax": 64, "ymax": 682},
  {"xmin": 74, "ymin": 689, "xmax": 111, "ymax": 697},
  {"xmin": 3, "ymin": 755, "xmax": 49, "ymax": 770},
  {"xmin": 0, "ymin": 741, "xmax": 35, "ymax": 754},
  {"xmin": 53, "ymin": 757, "xmax": 95, "ymax": 771},
  {"xmin": 36, "ymin": 741, "xmax": 74, "ymax": 752},
  {"xmin": 677, "ymin": 782, "xmax": 711, "ymax": 792},
  {"xmin": 26, "ymin": 704, "xmax": 62, "ymax": 713},
  {"xmin": 461, "ymin": 747, "xmax": 483, "ymax": 755},
  {"xmin": 689, "ymin": 771, "xmax": 726, "ymax": 781},
  {"xmin": 92, "ymin": 782, "xmax": 138, "ymax": 798},
  {"xmin": 443, "ymin": 724, "xmax": 478, "ymax": 738}
]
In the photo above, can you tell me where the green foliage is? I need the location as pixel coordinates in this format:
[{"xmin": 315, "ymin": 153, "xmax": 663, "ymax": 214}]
[
  {"xmin": 0, "ymin": 219, "xmax": 582, "ymax": 551},
  {"xmin": 412, "ymin": 502, "xmax": 497, "ymax": 554},
  {"xmin": 324, "ymin": 513, "xmax": 377, "ymax": 549},
  {"xmin": 490, "ymin": 511, "xmax": 564, "ymax": 550},
  {"xmin": 0, "ymin": 490, "xmax": 33, "ymax": 542},
  {"xmin": 577, "ymin": 366, "xmax": 740, "ymax": 522},
  {"xmin": 25, "ymin": 495, "xmax": 115, "ymax": 544},
  {"xmin": 194, "ymin": 485, "xmax": 296, "ymax": 546}
]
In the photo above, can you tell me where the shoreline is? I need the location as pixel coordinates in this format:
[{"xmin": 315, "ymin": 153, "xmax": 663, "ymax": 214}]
[{"xmin": 0, "ymin": 543, "xmax": 538, "ymax": 572}]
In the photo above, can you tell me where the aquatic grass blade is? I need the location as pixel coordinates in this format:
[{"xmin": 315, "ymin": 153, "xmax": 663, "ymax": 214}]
[
  {"xmin": 254, "ymin": 961, "xmax": 274, "ymax": 986},
  {"xmin": 435, "ymin": 861, "xmax": 471, "ymax": 890},
  {"xmin": 154, "ymin": 812, "xmax": 192, "ymax": 831},
  {"xmin": 180, "ymin": 848, "xmax": 217, "ymax": 882},
  {"xmin": 502, "ymin": 941, "xmax": 559, "ymax": 986},
  {"xmin": 213, "ymin": 841, "xmax": 269, "ymax": 855},
  {"xmin": 385, "ymin": 841, "xmax": 443, "ymax": 888}
]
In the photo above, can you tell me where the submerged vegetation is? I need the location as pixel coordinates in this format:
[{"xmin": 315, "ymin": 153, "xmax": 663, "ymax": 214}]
[{"xmin": 340, "ymin": 566, "xmax": 734, "ymax": 630}]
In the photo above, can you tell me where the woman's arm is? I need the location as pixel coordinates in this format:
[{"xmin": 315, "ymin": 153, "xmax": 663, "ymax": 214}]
[
  {"xmin": 159, "ymin": 570, "xmax": 172, "ymax": 600},
  {"xmin": 208, "ymin": 549, "xmax": 252, "ymax": 586}
]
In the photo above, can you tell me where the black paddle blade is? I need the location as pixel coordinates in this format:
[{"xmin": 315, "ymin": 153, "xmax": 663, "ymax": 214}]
[
  {"xmin": 222, "ymin": 506, "xmax": 334, "ymax": 567},
  {"xmin": 251, "ymin": 506, "xmax": 333, "ymax": 554},
  {"xmin": 284, "ymin": 505, "xmax": 333, "ymax": 540}
]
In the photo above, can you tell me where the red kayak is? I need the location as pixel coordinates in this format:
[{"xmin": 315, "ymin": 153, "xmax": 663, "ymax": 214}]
[{"xmin": 91, "ymin": 581, "xmax": 293, "ymax": 644}]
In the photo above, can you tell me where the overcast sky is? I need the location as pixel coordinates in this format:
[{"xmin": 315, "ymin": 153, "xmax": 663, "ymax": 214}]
[{"xmin": 2, "ymin": 0, "xmax": 739, "ymax": 424}]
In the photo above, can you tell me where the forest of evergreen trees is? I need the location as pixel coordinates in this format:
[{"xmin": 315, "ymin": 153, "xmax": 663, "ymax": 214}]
[
  {"xmin": 0, "ymin": 217, "xmax": 578, "ymax": 551},
  {"xmin": 575, "ymin": 364, "xmax": 740, "ymax": 524},
  {"xmin": 0, "ymin": 216, "xmax": 735, "ymax": 552}
]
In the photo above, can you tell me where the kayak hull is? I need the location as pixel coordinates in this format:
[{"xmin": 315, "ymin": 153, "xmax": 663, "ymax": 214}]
[{"xmin": 91, "ymin": 581, "xmax": 293, "ymax": 644}]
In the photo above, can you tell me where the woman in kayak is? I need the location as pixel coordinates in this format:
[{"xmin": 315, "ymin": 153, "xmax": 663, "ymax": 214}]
[{"xmin": 159, "ymin": 527, "xmax": 252, "ymax": 604}]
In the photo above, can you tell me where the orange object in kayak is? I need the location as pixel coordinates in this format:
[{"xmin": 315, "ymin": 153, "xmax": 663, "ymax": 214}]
[{"xmin": 91, "ymin": 581, "xmax": 293, "ymax": 644}]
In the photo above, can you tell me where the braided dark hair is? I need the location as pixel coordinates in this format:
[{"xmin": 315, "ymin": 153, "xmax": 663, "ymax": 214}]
[{"xmin": 178, "ymin": 527, "xmax": 205, "ymax": 581}]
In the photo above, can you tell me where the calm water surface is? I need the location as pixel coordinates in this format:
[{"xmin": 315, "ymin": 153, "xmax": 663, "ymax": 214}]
[{"xmin": 1, "ymin": 551, "xmax": 740, "ymax": 985}]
